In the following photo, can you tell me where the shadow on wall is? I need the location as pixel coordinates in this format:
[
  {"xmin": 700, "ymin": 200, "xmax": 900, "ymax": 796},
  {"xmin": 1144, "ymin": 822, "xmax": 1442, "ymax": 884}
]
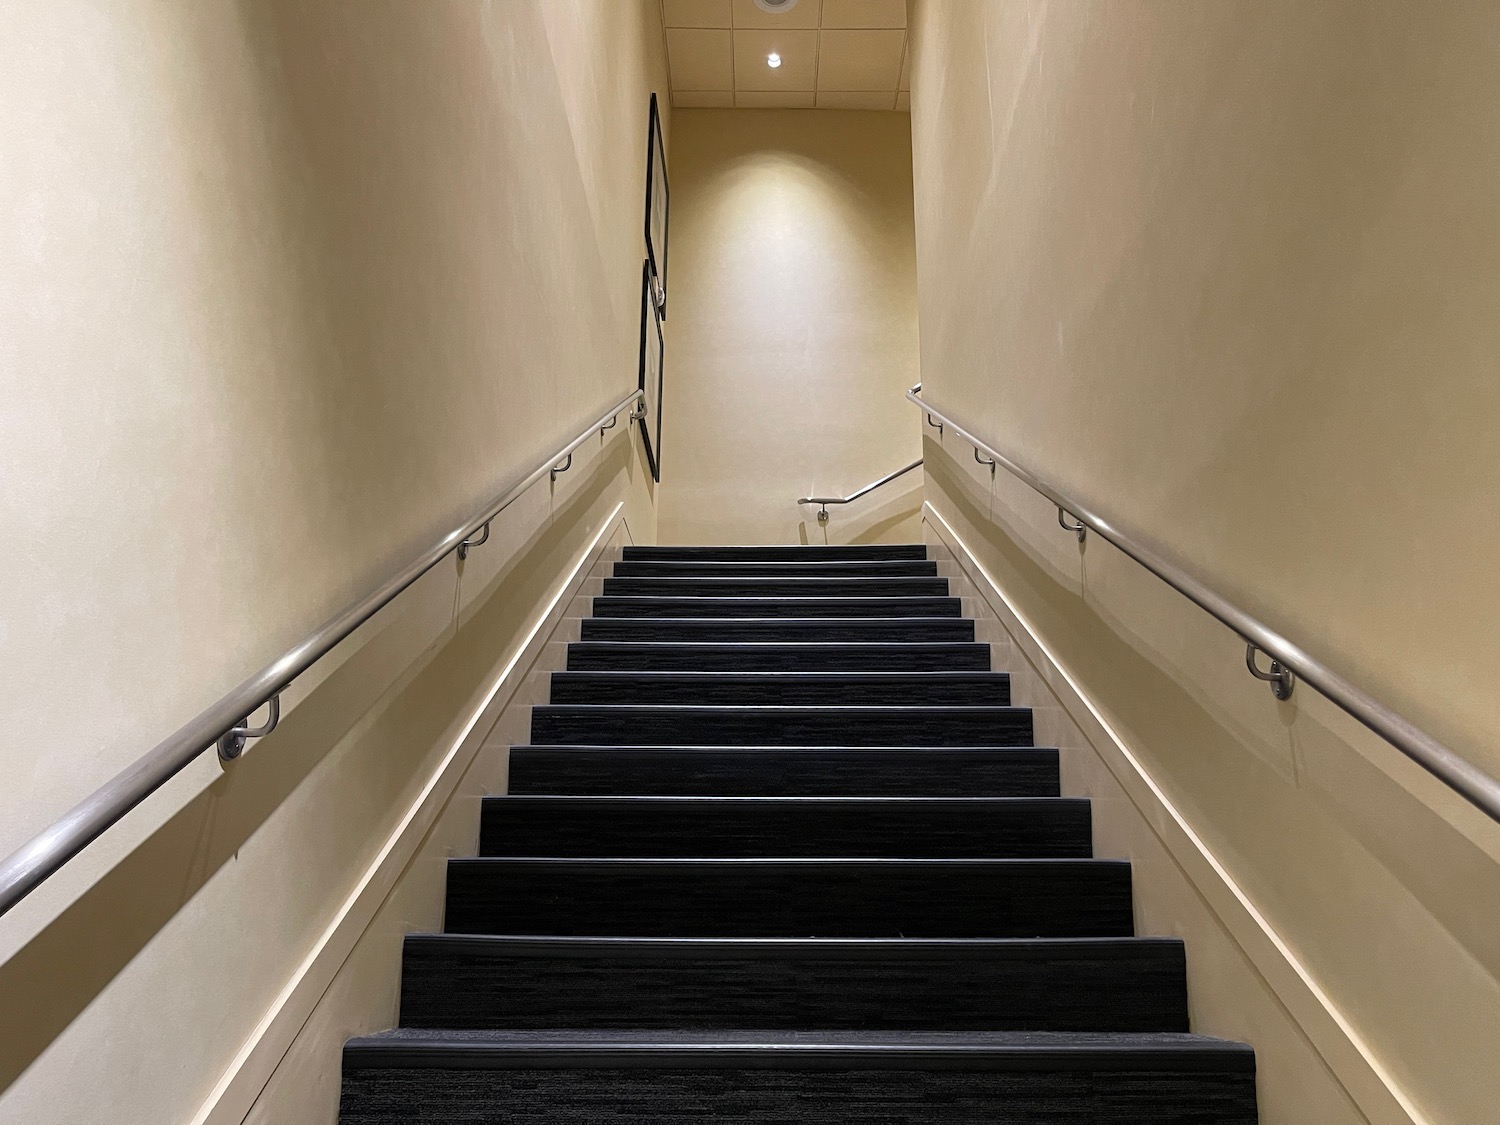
[{"xmin": 0, "ymin": 439, "xmax": 630, "ymax": 1099}]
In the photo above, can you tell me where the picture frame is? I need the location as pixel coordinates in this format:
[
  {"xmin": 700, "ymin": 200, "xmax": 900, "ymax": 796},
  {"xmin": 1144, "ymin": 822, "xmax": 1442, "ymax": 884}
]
[
  {"xmin": 636, "ymin": 258, "xmax": 664, "ymax": 482},
  {"xmin": 644, "ymin": 92, "xmax": 669, "ymax": 319}
]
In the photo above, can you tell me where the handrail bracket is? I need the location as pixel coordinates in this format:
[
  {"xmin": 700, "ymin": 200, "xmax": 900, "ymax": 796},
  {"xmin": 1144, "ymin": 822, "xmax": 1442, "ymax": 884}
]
[
  {"xmin": 218, "ymin": 694, "xmax": 281, "ymax": 762},
  {"xmin": 1057, "ymin": 506, "xmax": 1087, "ymax": 543},
  {"xmin": 458, "ymin": 521, "xmax": 490, "ymax": 561},
  {"xmin": 1246, "ymin": 644, "xmax": 1296, "ymax": 701}
]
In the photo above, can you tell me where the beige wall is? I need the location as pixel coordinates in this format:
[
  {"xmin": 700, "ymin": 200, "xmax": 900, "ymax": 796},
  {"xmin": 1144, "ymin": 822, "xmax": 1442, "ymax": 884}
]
[
  {"xmin": 910, "ymin": 2, "xmax": 1500, "ymax": 1123},
  {"xmin": 0, "ymin": 2, "xmax": 666, "ymax": 1121},
  {"xmin": 656, "ymin": 109, "xmax": 921, "ymax": 545}
]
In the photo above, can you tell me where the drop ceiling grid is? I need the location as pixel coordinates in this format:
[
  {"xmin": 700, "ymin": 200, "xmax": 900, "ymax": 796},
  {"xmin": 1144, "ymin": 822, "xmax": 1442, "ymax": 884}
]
[{"xmin": 660, "ymin": 0, "xmax": 908, "ymax": 111}]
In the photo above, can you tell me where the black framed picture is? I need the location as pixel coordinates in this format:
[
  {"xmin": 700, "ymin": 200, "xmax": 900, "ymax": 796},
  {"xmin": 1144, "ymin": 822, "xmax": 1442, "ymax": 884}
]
[
  {"xmin": 644, "ymin": 92, "xmax": 669, "ymax": 319},
  {"xmin": 636, "ymin": 258, "xmax": 664, "ymax": 482}
]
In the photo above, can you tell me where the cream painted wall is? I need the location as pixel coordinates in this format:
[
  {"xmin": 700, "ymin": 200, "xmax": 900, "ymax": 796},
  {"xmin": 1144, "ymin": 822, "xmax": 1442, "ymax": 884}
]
[
  {"xmin": 655, "ymin": 109, "xmax": 922, "ymax": 545},
  {"xmin": 909, "ymin": 2, "xmax": 1500, "ymax": 1122},
  {"xmin": 0, "ymin": 2, "xmax": 667, "ymax": 1121}
]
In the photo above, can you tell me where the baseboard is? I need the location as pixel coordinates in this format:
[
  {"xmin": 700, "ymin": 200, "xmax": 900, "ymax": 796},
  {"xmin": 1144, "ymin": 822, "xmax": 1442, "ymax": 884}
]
[
  {"xmin": 921, "ymin": 500, "xmax": 1421, "ymax": 1125},
  {"xmin": 189, "ymin": 502, "xmax": 626, "ymax": 1125}
]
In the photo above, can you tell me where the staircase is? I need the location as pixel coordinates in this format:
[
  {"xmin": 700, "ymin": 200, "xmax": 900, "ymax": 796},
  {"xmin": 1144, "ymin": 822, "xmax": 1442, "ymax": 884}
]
[{"xmin": 339, "ymin": 544, "xmax": 1258, "ymax": 1123}]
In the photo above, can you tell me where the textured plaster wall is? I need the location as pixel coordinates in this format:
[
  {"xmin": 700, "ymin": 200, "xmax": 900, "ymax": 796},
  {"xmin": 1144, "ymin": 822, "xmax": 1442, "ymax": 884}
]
[
  {"xmin": 0, "ymin": 2, "xmax": 667, "ymax": 1121},
  {"xmin": 908, "ymin": 3, "xmax": 1500, "ymax": 1122},
  {"xmin": 656, "ymin": 108, "xmax": 921, "ymax": 545}
]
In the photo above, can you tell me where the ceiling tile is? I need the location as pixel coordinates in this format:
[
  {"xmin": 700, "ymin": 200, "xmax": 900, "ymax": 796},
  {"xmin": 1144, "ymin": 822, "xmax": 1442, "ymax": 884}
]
[
  {"xmin": 816, "ymin": 28, "xmax": 905, "ymax": 91},
  {"xmin": 816, "ymin": 91, "xmax": 896, "ymax": 110},
  {"xmin": 820, "ymin": 0, "xmax": 905, "ymax": 29},
  {"xmin": 731, "ymin": 0, "xmax": 821, "ymax": 29},
  {"xmin": 898, "ymin": 39, "xmax": 910, "ymax": 89},
  {"xmin": 666, "ymin": 28, "xmax": 734, "ymax": 90},
  {"xmin": 894, "ymin": 90, "xmax": 909, "ymax": 111},
  {"xmin": 733, "ymin": 28, "xmax": 818, "ymax": 91},
  {"xmin": 663, "ymin": 0, "xmax": 732, "ymax": 29},
  {"xmin": 737, "ymin": 90, "xmax": 817, "ymax": 108},
  {"xmin": 673, "ymin": 90, "xmax": 736, "ymax": 107}
]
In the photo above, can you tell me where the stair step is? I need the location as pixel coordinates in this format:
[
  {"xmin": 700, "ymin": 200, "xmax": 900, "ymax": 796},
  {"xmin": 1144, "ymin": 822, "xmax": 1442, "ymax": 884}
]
[
  {"xmin": 591, "ymin": 596, "xmax": 963, "ymax": 618},
  {"xmin": 479, "ymin": 796, "xmax": 1088, "ymax": 857},
  {"xmin": 443, "ymin": 858, "xmax": 1133, "ymax": 937},
  {"xmin": 580, "ymin": 616, "xmax": 975, "ymax": 642},
  {"xmin": 547, "ymin": 671, "xmax": 1011, "ymax": 706},
  {"xmin": 397, "ymin": 935, "xmax": 1189, "ymax": 1032},
  {"xmin": 506, "ymin": 746, "xmax": 1061, "ymax": 796},
  {"xmin": 603, "ymin": 577, "xmax": 950, "ymax": 598},
  {"xmin": 339, "ymin": 1030, "xmax": 1256, "ymax": 1125},
  {"xmin": 529, "ymin": 705, "xmax": 1034, "ymax": 747},
  {"xmin": 623, "ymin": 544, "xmax": 928, "ymax": 561},
  {"xmin": 566, "ymin": 641, "xmax": 993, "ymax": 672},
  {"xmin": 613, "ymin": 560, "xmax": 941, "ymax": 577}
]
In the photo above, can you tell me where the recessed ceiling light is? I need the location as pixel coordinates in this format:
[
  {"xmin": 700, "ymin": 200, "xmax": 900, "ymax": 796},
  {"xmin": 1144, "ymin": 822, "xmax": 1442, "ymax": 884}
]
[
  {"xmin": 766, "ymin": 52, "xmax": 782, "ymax": 69},
  {"xmin": 753, "ymin": 0, "xmax": 801, "ymax": 13}
]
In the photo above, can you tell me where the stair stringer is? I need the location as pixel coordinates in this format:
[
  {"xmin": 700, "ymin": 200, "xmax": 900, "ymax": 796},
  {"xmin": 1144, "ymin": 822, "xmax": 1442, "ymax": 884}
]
[
  {"xmin": 921, "ymin": 500, "xmax": 1417, "ymax": 1125},
  {"xmin": 189, "ymin": 504, "xmax": 632, "ymax": 1125}
]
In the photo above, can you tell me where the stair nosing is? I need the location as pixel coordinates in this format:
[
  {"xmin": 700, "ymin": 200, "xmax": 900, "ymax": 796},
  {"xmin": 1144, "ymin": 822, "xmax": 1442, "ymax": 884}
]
[
  {"xmin": 403, "ymin": 933, "xmax": 1182, "ymax": 958},
  {"xmin": 484, "ymin": 795, "xmax": 1078, "ymax": 804},
  {"xmin": 343, "ymin": 1029, "xmax": 1254, "ymax": 1073},
  {"xmin": 551, "ymin": 671, "xmax": 1007, "ymax": 679},
  {"xmin": 509, "ymin": 744, "xmax": 1060, "ymax": 752},
  {"xmin": 448, "ymin": 856, "xmax": 1128, "ymax": 868}
]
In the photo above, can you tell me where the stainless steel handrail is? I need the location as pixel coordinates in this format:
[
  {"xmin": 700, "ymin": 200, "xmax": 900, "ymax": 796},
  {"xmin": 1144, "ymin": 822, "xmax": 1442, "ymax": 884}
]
[
  {"xmin": 908, "ymin": 381, "xmax": 1500, "ymax": 826},
  {"xmin": 0, "ymin": 389, "xmax": 645, "ymax": 918},
  {"xmin": 798, "ymin": 458, "xmax": 923, "ymax": 523}
]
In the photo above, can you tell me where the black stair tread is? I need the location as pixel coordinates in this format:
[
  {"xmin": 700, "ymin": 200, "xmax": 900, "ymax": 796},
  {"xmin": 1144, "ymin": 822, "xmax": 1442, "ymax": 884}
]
[
  {"xmin": 566, "ymin": 641, "xmax": 992, "ymax": 671},
  {"xmin": 397, "ymin": 934, "xmax": 1189, "ymax": 1032},
  {"xmin": 548, "ymin": 671, "xmax": 1010, "ymax": 705},
  {"xmin": 581, "ymin": 617, "xmax": 976, "ymax": 641},
  {"xmin": 443, "ymin": 857, "xmax": 1132, "ymax": 938},
  {"xmin": 603, "ymin": 577, "xmax": 951, "ymax": 598},
  {"xmin": 529, "ymin": 704, "xmax": 1035, "ymax": 747},
  {"xmin": 613, "ymin": 560, "xmax": 940, "ymax": 577},
  {"xmin": 344, "ymin": 1028, "xmax": 1253, "ymax": 1072},
  {"xmin": 402, "ymin": 934, "xmax": 1184, "ymax": 958},
  {"xmin": 623, "ymin": 544, "xmax": 927, "ymax": 561},
  {"xmin": 591, "ymin": 597, "xmax": 963, "ymax": 618},
  {"xmin": 506, "ymin": 745, "xmax": 1061, "ymax": 796},
  {"xmin": 479, "ymin": 795, "xmax": 1089, "ymax": 857}
]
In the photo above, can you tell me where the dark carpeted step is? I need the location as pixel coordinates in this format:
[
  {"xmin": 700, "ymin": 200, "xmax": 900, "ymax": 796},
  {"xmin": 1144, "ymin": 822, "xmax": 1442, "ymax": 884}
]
[
  {"xmin": 505, "ymin": 746, "xmax": 1061, "ymax": 796},
  {"xmin": 565, "ymin": 641, "xmax": 993, "ymax": 672},
  {"xmin": 612, "ymin": 560, "xmax": 941, "ymax": 578},
  {"xmin": 591, "ymin": 596, "xmax": 963, "ymax": 618},
  {"xmin": 603, "ymin": 577, "xmax": 950, "ymax": 598},
  {"xmin": 547, "ymin": 671, "xmax": 1011, "ymax": 706},
  {"xmin": 623, "ymin": 544, "xmax": 928, "ymax": 561},
  {"xmin": 479, "ymin": 796, "xmax": 1087, "ymax": 857},
  {"xmin": 396, "ymin": 936, "xmax": 1189, "ymax": 1032},
  {"xmin": 339, "ymin": 1030, "xmax": 1256, "ymax": 1125},
  {"xmin": 580, "ymin": 617, "xmax": 975, "ymax": 642},
  {"xmin": 529, "ymin": 705, "xmax": 1034, "ymax": 747},
  {"xmin": 443, "ymin": 857, "xmax": 1133, "ymax": 938}
]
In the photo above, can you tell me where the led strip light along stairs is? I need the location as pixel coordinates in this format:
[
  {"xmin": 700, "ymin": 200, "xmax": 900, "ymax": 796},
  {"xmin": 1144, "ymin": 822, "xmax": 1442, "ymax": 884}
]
[{"xmin": 338, "ymin": 544, "xmax": 1259, "ymax": 1123}]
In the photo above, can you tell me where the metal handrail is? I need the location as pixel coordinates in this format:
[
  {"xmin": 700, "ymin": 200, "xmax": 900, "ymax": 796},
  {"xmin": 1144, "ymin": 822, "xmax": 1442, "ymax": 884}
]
[
  {"xmin": 908, "ymin": 382, "xmax": 1500, "ymax": 826},
  {"xmin": 0, "ymin": 389, "xmax": 645, "ymax": 918},
  {"xmin": 798, "ymin": 458, "xmax": 923, "ymax": 523}
]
